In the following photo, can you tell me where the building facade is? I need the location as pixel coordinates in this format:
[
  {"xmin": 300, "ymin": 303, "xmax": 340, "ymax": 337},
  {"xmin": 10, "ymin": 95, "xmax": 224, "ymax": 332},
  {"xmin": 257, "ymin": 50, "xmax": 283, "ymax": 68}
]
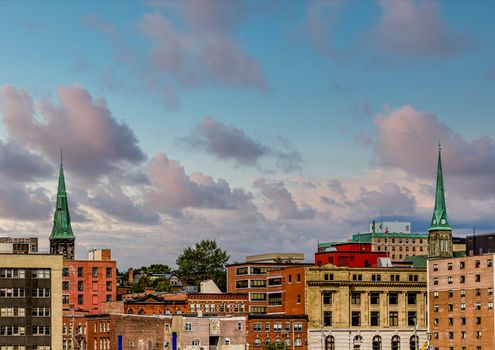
[
  {"xmin": 0, "ymin": 254, "xmax": 63, "ymax": 350},
  {"xmin": 247, "ymin": 314, "xmax": 308, "ymax": 350},
  {"xmin": 306, "ymin": 264, "xmax": 428, "ymax": 350},
  {"xmin": 315, "ymin": 243, "xmax": 388, "ymax": 267},
  {"xmin": 0, "ymin": 237, "xmax": 38, "ymax": 254},
  {"xmin": 428, "ymin": 254, "xmax": 494, "ymax": 349}
]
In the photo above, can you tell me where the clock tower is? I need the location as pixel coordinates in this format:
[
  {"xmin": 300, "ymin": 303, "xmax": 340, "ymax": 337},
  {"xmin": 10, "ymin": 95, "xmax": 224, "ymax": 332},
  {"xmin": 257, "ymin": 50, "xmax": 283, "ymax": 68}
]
[{"xmin": 428, "ymin": 145, "xmax": 453, "ymax": 258}]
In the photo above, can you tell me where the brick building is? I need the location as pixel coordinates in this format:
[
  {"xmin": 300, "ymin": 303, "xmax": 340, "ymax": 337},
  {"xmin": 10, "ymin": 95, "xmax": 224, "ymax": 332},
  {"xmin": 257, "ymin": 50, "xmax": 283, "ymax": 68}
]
[
  {"xmin": 315, "ymin": 242, "xmax": 388, "ymax": 267},
  {"xmin": 428, "ymin": 254, "xmax": 494, "ymax": 349},
  {"xmin": 226, "ymin": 253, "xmax": 310, "ymax": 314},
  {"xmin": 247, "ymin": 314, "xmax": 308, "ymax": 350},
  {"xmin": 0, "ymin": 254, "xmax": 63, "ymax": 350},
  {"xmin": 122, "ymin": 292, "xmax": 248, "ymax": 317}
]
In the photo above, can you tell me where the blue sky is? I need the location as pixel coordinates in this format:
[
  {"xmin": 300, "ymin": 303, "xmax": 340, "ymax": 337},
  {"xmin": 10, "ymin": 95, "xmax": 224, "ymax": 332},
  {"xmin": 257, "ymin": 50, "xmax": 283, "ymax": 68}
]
[{"xmin": 0, "ymin": 0, "xmax": 494, "ymax": 268}]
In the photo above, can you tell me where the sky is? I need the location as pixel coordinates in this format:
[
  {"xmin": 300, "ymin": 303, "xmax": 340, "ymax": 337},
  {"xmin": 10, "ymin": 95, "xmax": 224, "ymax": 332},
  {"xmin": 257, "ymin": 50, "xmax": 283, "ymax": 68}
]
[{"xmin": 0, "ymin": 0, "xmax": 494, "ymax": 269}]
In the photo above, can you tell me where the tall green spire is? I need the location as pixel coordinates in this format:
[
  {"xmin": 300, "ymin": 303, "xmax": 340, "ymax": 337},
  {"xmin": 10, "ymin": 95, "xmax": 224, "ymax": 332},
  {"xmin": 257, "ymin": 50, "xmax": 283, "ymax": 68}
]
[
  {"xmin": 49, "ymin": 156, "xmax": 75, "ymax": 240},
  {"xmin": 428, "ymin": 145, "xmax": 451, "ymax": 232}
]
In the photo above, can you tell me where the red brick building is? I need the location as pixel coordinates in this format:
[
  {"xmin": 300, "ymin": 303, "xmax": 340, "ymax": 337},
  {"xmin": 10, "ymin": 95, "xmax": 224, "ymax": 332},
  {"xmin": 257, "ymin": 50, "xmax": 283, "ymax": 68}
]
[
  {"xmin": 315, "ymin": 242, "xmax": 388, "ymax": 267},
  {"xmin": 226, "ymin": 253, "xmax": 310, "ymax": 314},
  {"xmin": 248, "ymin": 314, "xmax": 308, "ymax": 350}
]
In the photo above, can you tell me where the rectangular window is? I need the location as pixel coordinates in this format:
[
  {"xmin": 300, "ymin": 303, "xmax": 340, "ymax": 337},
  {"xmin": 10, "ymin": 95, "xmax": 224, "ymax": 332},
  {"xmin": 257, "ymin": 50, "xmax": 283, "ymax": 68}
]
[
  {"xmin": 92, "ymin": 267, "xmax": 98, "ymax": 277},
  {"xmin": 250, "ymin": 280, "xmax": 266, "ymax": 287},
  {"xmin": 78, "ymin": 281, "xmax": 83, "ymax": 291},
  {"xmin": 78, "ymin": 295, "xmax": 83, "ymax": 305},
  {"xmin": 250, "ymin": 293, "xmax": 266, "ymax": 301},
  {"xmin": 408, "ymin": 293, "xmax": 417, "ymax": 305},
  {"xmin": 389, "ymin": 311, "xmax": 399, "ymax": 326},
  {"xmin": 253, "ymin": 323, "xmax": 262, "ymax": 332},
  {"xmin": 62, "ymin": 267, "xmax": 69, "ymax": 277},
  {"xmin": 351, "ymin": 311, "xmax": 360, "ymax": 326},
  {"xmin": 265, "ymin": 323, "xmax": 270, "ymax": 332},
  {"xmin": 293, "ymin": 323, "xmax": 302, "ymax": 332},
  {"xmin": 297, "ymin": 273, "xmax": 301, "ymax": 282},
  {"xmin": 323, "ymin": 292, "xmax": 332, "ymax": 304},
  {"xmin": 267, "ymin": 277, "xmax": 282, "ymax": 286},
  {"xmin": 77, "ymin": 267, "xmax": 83, "ymax": 277},
  {"xmin": 372, "ymin": 274, "xmax": 381, "ymax": 281},
  {"xmin": 351, "ymin": 292, "xmax": 361, "ymax": 305},
  {"xmin": 460, "ymin": 261, "xmax": 465, "ymax": 269},
  {"xmin": 288, "ymin": 275, "xmax": 292, "ymax": 283},
  {"xmin": 389, "ymin": 292, "xmax": 398, "ymax": 305},
  {"xmin": 370, "ymin": 292, "xmax": 380, "ymax": 305},
  {"xmin": 62, "ymin": 295, "xmax": 69, "ymax": 304},
  {"xmin": 235, "ymin": 280, "xmax": 248, "ymax": 289},
  {"xmin": 370, "ymin": 311, "xmax": 380, "ymax": 326},
  {"xmin": 273, "ymin": 323, "xmax": 282, "ymax": 332},
  {"xmin": 433, "ymin": 277, "xmax": 438, "ymax": 285},
  {"xmin": 447, "ymin": 262, "xmax": 453, "ymax": 270},
  {"xmin": 62, "ymin": 281, "xmax": 69, "ymax": 290},
  {"xmin": 352, "ymin": 274, "xmax": 362, "ymax": 281},
  {"xmin": 106, "ymin": 281, "xmax": 112, "ymax": 291},
  {"xmin": 324, "ymin": 273, "xmax": 334, "ymax": 281},
  {"xmin": 106, "ymin": 267, "xmax": 112, "ymax": 277},
  {"xmin": 408, "ymin": 312, "xmax": 417, "ymax": 326},
  {"xmin": 475, "ymin": 260, "xmax": 481, "ymax": 268},
  {"xmin": 236, "ymin": 267, "xmax": 248, "ymax": 275},
  {"xmin": 323, "ymin": 311, "xmax": 332, "ymax": 326},
  {"xmin": 460, "ymin": 275, "xmax": 465, "ymax": 283},
  {"xmin": 476, "ymin": 274, "xmax": 481, "ymax": 282},
  {"xmin": 268, "ymin": 293, "xmax": 282, "ymax": 306}
]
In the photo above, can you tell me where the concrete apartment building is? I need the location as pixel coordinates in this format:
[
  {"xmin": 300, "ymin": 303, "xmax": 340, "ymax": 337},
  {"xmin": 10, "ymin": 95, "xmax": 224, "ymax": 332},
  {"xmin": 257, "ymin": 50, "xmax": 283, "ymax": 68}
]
[
  {"xmin": 0, "ymin": 254, "xmax": 63, "ymax": 350},
  {"xmin": 306, "ymin": 264, "xmax": 427, "ymax": 350},
  {"xmin": 0, "ymin": 237, "xmax": 38, "ymax": 254}
]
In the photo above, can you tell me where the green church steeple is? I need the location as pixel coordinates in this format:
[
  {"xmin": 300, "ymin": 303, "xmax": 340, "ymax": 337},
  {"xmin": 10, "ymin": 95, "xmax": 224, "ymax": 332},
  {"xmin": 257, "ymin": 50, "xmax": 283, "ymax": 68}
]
[
  {"xmin": 49, "ymin": 151, "xmax": 75, "ymax": 259},
  {"xmin": 428, "ymin": 145, "xmax": 451, "ymax": 232}
]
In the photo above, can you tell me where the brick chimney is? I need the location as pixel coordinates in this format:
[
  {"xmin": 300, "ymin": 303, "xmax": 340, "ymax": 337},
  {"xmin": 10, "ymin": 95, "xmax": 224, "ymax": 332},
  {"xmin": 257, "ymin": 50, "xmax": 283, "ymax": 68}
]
[{"xmin": 128, "ymin": 268, "xmax": 134, "ymax": 285}]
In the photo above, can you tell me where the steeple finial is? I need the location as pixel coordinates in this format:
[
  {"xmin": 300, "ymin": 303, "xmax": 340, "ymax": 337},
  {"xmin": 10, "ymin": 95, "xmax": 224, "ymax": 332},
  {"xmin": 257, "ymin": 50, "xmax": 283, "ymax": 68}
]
[{"xmin": 428, "ymin": 145, "xmax": 451, "ymax": 231}]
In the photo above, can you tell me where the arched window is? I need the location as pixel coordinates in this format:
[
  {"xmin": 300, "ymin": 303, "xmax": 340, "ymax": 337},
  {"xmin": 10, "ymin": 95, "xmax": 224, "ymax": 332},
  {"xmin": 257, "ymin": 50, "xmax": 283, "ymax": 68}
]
[
  {"xmin": 409, "ymin": 336, "xmax": 418, "ymax": 350},
  {"xmin": 325, "ymin": 335, "xmax": 335, "ymax": 350},
  {"xmin": 372, "ymin": 335, "xmax": 382, "ymax": 350},
  {"xmin": 127, "ymin": 309, "xmax": 134, "ymax": 314},
  {"xmin": 391, "ymin": 335, "xmax": 400, "ymax": 350},
  {"xmin": 265, "ymin": 338, "xmax": 271, "ymax": 345},
  {"xmin": 138, "ymin": 309, "xmax": 144, "ymax": 315},
  {"xmin": 353, "ymin": 335, "xmax": 362, "ymax": 350},
  {"xmin": 253, "ymin": 338, "xmax": 262, "ymax": 347}
]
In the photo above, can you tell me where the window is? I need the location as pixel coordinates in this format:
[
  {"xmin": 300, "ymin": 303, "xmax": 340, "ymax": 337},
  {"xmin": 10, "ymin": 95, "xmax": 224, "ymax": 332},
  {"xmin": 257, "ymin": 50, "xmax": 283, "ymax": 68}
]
[
  {"xmin": 236, "ymin": 267, "xmax": 248, "ymax": 275},
  {"xmin": 407, "ymin": 293, "xmax": 417, "ymax": 305},
  {"xmin": 265, "ymin": 323, "xmax": 270, "ymax": 332},
  {"xmin": 323, "ymin": 291, "xmax": 332, "ymax": 304},
  {"xmin": 77, "ymin": 267, "xmax": 83, "ymax": 277},
  {"xmin": 294, "ymin": 338, "xmax": 302, "ymax": 347},
  {"xmin": 297, "ymin": 273, "xmax": 301, "ymax": 282},
  {"xmin": 250, "ymin": 293, "xmax": 266, "ymax": 301},
  {"xmin": 448, "ymin": 304, "xmax": 454, "ymax": 311},
  {"xmin": 106, "ymin": 281, "xmax": 112, "ymax": 291},
  {"xmin": 433, "ymin": 304, "xmax": 439, "ymax": 312},
  {"xmin": 92, "ymin": 267, "xmax": 98, "ymax": 278},
  {"xmin": 389, "ymin": 292, "xmax": 398, "ymax": 305},
  {"xmin": 409, "ymin": 336, "xmax": 418, "ymax": 350},
  {"xmin": 184, "ymin": 322, "xmax": 192, "ymax": 331},
  {"xmin": 192, "ymin": 340, "xmax": 200, "ymax": 347},
  {"xmin": 371, "ymin": 311, "xmax": 380, "ymax": 326},
  {"xmin": 460, "ymin": 261, "xmax": 465, "ymax": 269},
  {"xmin": 408, "ymin": 312, "xmax": 417, "ymax": 326},
  {"xmin": 476, "ymin": 317, "xmax": 481, "ymax": 325},
  {"xmin": 488, "ymin": 259, "xmax": 493, "ymax": 267},
  {"xmin": 476, "ymin": 331, "xmax": 482, "ymax": 339},
  {"xmin": 62, "ymin": 295, "xmax": 69, "ymax": 304},
  {"xmin": 62, "ymin": 281, "xmax": 69, "ymax": 290},
  {"xmin": 390, "ymin": 274, "xmax": 400, "ymax": 281},
  {"xmin": 268, "ymin": 293, "xmax": 282, "ymax": 306},
  {"xmin": 351, "ymin": 292, "xmax": 361, "ymax": 305},
  {"xmin": 433, "ymin": 264, "xmax": 438, "ymax": 271},
  {"xmin": 461, "ymin": 317, "xmax": 466, "ymax": 325},
  {"xmin": 448, "ymin": 318, "xmax": 453, "ymax": 326},
  {"xmin": 237, "ymin": 322, "xmax": 242, "ymax": 331},
  {"xmin": 63, "ymin": 268, "xmax": 69, "ymax": 277},
  {"xmin": 476, "ymin": 302, "xmax": 481, "ymax": 310},
  {"xmin": 460, "ymin": 303, "xmax": 466, "ymax": 310},
  {"xmin": 408, "ymin": 274, "xmax": 418, "ymax": 282},
  {"xmin": 323, "ymin": 336, "xmax": 335, "ymax": 350},
  {"xmin": 433, "ymin": 318, "xmax": 439, "ymax": 326},
  {"xmin": 267, "ymin": 277, "xmax": 282, "ymax": 286},
  {"xmin": 476, "ymin": 288, "xmax": 481, "ymax": 296},
  {"xmin": 106, "ymin": 294, "xmax": 112, "ymax": 302},
  {"xmin": 448, "ymin": 290, "xmax": 453, "ymax": 298},
  {"xmin": 391, "ymin": 335, "xmax": 400, "ymax": 350},
  {"xmin": 352, "ymin": 274, "xmax": 362, "ymax": 281},
  {"xmin": 370, "ymin": 292, "xmax": 380, "ymax": 305},
  {"xmin": 253, "ymin": 338, "xmax": 262, "ymax": 347},
  {"xmin": 293, "ymin": 323, "xmax": 302, "ymax": 332},
  {"xmin": 106, "ymin": 267, "xmax": 112, "ymax": 277},
  {"xmin": 32, "ymin": 326, "xmax": 50, "ymax": 335},
  {"xmin": 389, "ymin": 312, "xmax": 399, "ymax": 326},
  {"xmin": 297, "ymin": 294, "xmax": 301, "ymax": 304},
  {"xmin": 351, "ymin": 311, "xmax": 360, "ymax": 326},
  {"xmin": 372, "ymin": 274, "xmax": 381, "ymax": 281},
  {"xmin": 372, "ymin": 336, "xmax": 382, "ymax": 350},
  {"xmin": 488, "ymin": 302, "xmax": 493, "ymax": 309},
  {"xmin": 447, "ymin": 262, "xmax": 453, "ymax": 270},
  {"xmin": 448, "ymin": 276, "xmax": 453, "ymax": 284},
  {"xmin": 273, "ymin": 323, "xmax": 282, "ymax": 332},
  {"xmin": 78, "ymin": 295, "xmax": 83, "ymax": 305},
  {"xmin": 460, "ymin": 289, "xmax": 465, "ymax": 296},
  {"xmin": 433, "ymin": 277, "xmax": 438, "ymax": 285},
  {"xmin": 460, "ymin": 275, "xmax": 465, "ymax": 283},
  {"xmin": 323, "ymin": 311, "xmax": 332, "ymax": 326},
  {"xmin": 433, "ymin": 291, "xmax": 438, "ymax": 299},
  {"xmin": 324, "ymin": 273, "xmax": 334, "ymax": 281},
  {"xmin": 288, "ymin": 275, "xmax": 292, "ymax": 283},
  {"xmin": 475, "ymin": 260, "xmax": 481, "ymax": 268},
  {"xmin": 250, "ymin": 280, "xmax": 266, "ymax": 287},
  {"xmin": 476, "ymin": 274, "xmax": 481, "ymax": 282},
  {"xmin": 236, "ymin": 280, "xmax": 248, "ymax": 289},
  {"xmin": 77, "ymin": 281, "xmax": 83, "ymax": 291}
]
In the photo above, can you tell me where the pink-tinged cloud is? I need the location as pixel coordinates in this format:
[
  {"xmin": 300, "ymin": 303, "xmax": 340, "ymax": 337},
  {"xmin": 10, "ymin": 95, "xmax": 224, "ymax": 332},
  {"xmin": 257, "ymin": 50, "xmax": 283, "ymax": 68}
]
[
  {"xmin": 137, "ymin": 5, "xmax": 267, "ymax": 91},
  {"xmin": 372, "ymin": 0, "xmax": 473, "ymax": 57},
  {"xmin": 374, "ymin": 105, "xmax": 495, "ymax": 199},
  {"xmin": 146, "ymin": 153, "xmax": 258, "ymax": 215},
  {"xmin": 0, "ymin": 85, "xmax": 146, "ymax": 179},
  {"xmin": 254, "ymin": 178, "xmax": 316, "ymax": 220}
]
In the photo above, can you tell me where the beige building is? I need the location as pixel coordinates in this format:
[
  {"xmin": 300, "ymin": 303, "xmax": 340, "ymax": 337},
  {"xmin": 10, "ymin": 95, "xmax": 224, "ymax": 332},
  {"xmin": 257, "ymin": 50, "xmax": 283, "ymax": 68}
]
[
  {"xmin": 306, "ymin": 264, "xmax": 428, "ymax": 350},
  {"xmin": 0, "ymin": 253, "xmax": 63, "ymax": 350}
]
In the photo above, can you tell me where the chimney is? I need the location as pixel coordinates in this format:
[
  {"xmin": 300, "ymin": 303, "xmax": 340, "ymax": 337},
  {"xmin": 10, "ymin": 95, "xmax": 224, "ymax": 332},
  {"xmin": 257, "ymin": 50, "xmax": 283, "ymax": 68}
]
[
  {"xmin": 372, "ymin": 220, "xmax": 376, "ymax": 233},
  {"xmin": 128, "ymin": 268, "xmax": 134, "ymax": 285}
]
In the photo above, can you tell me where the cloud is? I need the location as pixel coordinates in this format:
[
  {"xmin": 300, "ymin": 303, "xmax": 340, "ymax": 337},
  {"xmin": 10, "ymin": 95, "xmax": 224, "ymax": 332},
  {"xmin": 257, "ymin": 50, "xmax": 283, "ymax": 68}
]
[
  {"xmin": 146, "ymin": 153, "xmax": 258, "ymax": 215},
  {"xmin": 0, "ymin": 141, "xmax": 53, "ymax": 182},
  {"xmin": 254, "ymin": 178, "xmax": 316, "ymax": 220},
  {"xmin": 0, "ymin": 184, "xmax": 51, "ymax": 220},
  {"xmin": 374, "ymin": 105, "xmax": 495, "ymax": 199},
  {"xmin": 0, "ymin": 85, "xmax": 146, "ymax": 179},
  {"xmin": 178, "ymin": 116, "xmax": 302, "ymax": 172},
  {"xmin": 371, "ymin": 0, "xmax": 474, "ymax": 58},
  {"xmin": 137, "ymin": 3, "xmax": 267, "ymax": 91}
]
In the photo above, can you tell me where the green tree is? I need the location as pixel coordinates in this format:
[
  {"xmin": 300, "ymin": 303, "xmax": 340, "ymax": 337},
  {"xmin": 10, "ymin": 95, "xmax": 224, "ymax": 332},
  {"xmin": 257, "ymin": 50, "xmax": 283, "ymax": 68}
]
[
  {"xmin": 146, "ymin": 264, "xmax": 171, "ymax": 274},
  {"xmin": 264, "ymin": 342, "xmax": 289, "ymax": 350},
  {"xmin": 176, "ymin": 239, "xmax": 229, "ymax": 291}
]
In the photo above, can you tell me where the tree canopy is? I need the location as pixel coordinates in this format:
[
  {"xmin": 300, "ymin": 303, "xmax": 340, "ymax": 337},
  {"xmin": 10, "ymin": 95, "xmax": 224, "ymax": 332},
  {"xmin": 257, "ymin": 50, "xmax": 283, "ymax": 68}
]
[{"xmin": 176, "ymin": 239, "xmax": 229, "ymax": 291}]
